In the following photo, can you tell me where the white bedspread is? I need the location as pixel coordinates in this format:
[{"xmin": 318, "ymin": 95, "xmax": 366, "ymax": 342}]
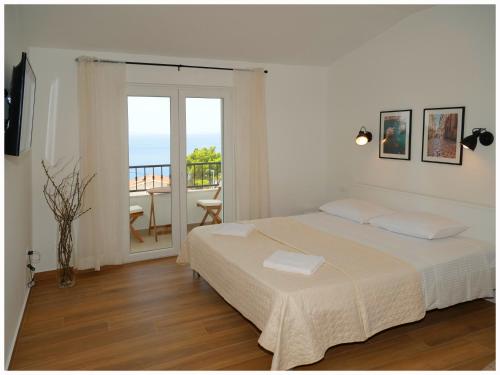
[
  {"xmin": 178, "ymin": 217, "xmax": 425, "ymax": 370},
  {"xmin": 177, "ymin": 213, "xmax": 494, "ymax": 370},
  {"xmin": 294, "ymin": 212, "xmax": 495, "ymax": 310}
]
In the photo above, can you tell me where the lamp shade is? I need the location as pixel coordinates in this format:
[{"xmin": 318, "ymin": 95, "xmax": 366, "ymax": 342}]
[
  {"xmin": 461, "ymin": 128, "xmax": 494, "ymax": 151},
  {"xmin": 355, "ymin": 127, "xmax": 372, "ymax": 145},
  {"xmin": 461, "ymin": 133, "xmax": 478, "ymax": 151},
  {"xmin": 479, "ymin": 131, "xmax": 494, "ymax": 146}
]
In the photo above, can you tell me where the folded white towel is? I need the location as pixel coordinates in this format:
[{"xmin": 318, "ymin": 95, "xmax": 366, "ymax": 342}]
[
  {"xmin": 263, "ymin": 250, "xmax": 325, "ymax": 275},
  {"xmin": 211, "ymin": 223, "xmax": 255, "ymax": 237}
]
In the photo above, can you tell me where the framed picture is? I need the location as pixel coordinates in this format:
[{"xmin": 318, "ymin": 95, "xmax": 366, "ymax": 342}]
[
  {"xmin": 422, "ymin": 107, "xmax": 465, "ymax": 165},
  {"xmin": 379, "ymin": 110, "xmax": 412, "ymax": 160}
]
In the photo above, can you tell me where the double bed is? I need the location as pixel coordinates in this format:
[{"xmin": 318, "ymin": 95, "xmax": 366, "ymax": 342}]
[{"xmin": 177, "ymin": 211, "xmax": 495, "ymax": 370}]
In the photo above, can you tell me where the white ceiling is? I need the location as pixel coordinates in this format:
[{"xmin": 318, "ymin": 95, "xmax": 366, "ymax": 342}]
[{"xmin": 11, "ymin": 4, "xmax": 431, "ymax": 66}]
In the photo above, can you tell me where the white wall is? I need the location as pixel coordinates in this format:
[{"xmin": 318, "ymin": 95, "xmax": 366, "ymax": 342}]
[
  {"xmin": 327, "ymin": 5, "xmax": 495, "ymax": 208},
  {"xmin": 266, "ymin": 64, "xmax": 329, "ymax": 216},
  {"xmin": 27, "ymin": 47, "xmax": 329, "ymax": 272},
  {"xmin": 4, "ymin": 5, "xmax": 32, "ymax": 368}
]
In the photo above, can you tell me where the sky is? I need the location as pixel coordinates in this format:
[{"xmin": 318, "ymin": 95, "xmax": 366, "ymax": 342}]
[{"xmin": 127, "ymin": 96, "xmax": 222, "ymax": 136}]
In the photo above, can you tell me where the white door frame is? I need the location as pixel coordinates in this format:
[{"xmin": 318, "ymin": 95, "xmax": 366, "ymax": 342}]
[
  {"xmin": 125, "ymin": 84, "xmax": 233, "ymax": 261},
  {"xmin": 179, "ymin": 86, "xmax": 234, "ymax": 244},
  {"xmin": 125, "ymin": 84, "xmax": 181, "ymax": 262}
]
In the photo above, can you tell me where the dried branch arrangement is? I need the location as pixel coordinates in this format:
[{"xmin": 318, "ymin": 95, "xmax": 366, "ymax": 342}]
[{"xmin": 42, "ymin": 160, "xmax": 95, "ymax": 287}]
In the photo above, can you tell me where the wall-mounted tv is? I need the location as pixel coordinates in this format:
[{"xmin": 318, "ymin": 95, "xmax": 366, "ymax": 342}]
[{"xmin": 5, "ymin": 52, "xmax": 36, "ymax": 156}]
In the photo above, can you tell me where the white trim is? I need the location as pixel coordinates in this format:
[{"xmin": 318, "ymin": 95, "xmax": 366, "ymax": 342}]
[
  {"xmin": 5, "ymin": 287, "xmax": 30, "ymax": 369},
  {"xmin": 353, "ymin": 182, "xmax": 494, "ymax": 210},
  {"xmin": 179, "ymin": 87, "xmax": 234, "ymax": 247},
  {"xmin": 125, "ymin": 83, "xmax": 234, "ymax": 258},
  {"xmin": 126, "ymin": 84, "xmax": 181, "ymax": 260},
  {"xmin": 179, "ymin": 91, "xmax": 188, "ymax": 243},
  {"xmin": 125, "ymin": 247, "xmax": 178, "ymax": 263}
]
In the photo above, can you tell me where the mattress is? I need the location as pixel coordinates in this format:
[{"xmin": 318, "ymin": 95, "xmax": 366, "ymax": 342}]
[{"xmin": 294, "ymin": 212, "xmax": 495, "ymax": 310}]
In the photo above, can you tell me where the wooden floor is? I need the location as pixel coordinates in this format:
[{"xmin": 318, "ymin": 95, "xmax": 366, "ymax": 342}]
[{"xmin": 10, "ymin": 257, "xmax": 495, "ymax": 370}]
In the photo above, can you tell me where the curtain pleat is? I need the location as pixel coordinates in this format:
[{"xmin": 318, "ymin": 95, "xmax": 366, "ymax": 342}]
[
  {"xmin": 234, "ymin": 69, "xmax": 270, "ymax": 220},
  {"xmin": 76, "ymin": 61, "xmax": 129, "ymax": 270}
]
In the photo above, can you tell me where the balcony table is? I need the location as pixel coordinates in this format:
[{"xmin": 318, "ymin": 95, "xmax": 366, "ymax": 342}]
[{"xmin": 147, "ymin": 186, "xmax": 172, "ymax": 242}]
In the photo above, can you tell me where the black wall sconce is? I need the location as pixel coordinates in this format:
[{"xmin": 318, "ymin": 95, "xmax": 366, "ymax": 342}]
[
  {"xmin": 355, "ymin": 127, "xmax": 372, "ymax": 146},
  {"xmin": 461, "ymin": 128, "xmax": 494, "ymax": 151}
]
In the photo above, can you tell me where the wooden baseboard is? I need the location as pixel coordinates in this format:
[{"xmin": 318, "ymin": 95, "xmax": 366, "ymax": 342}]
[{"xmin": 35, "ymin": 257, "xmax": 176, "ymax": 281}]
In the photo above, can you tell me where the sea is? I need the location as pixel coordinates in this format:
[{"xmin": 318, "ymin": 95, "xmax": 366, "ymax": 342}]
[{"xmin": 128, "ymin": 133, "xmax": 221, "ymax": 178}]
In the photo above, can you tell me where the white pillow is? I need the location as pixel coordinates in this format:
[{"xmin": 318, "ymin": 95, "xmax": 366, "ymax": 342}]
[
  {"xmin": 319, "ymin": 199, "xmax": 394, "ymax": 224},
  {"xmin": 369, "ymin": 212, "xmax": 469, "ymax": 239}
]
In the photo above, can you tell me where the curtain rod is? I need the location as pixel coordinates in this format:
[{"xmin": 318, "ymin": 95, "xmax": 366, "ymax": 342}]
[{"xmin": 75, "ymin": 57, "xmax": 268, "ymax": 74}]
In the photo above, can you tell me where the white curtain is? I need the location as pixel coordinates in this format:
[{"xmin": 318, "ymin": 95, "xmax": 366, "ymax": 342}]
[
  {"xmin": 76, "ymin": 60, "xmax": 129, "ymax": 270},
  {"xmin": 233, "ymin": 69, "xmax": 270, "ymax": 220}
]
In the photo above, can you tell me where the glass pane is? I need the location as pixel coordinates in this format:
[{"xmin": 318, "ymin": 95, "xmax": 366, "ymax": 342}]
[
  {"xmin": 185, "ymin": 98, "xmax": 223, "ymax": 234},
  {"xmin": 128, "ymin": 96, "xmax": 172, "ymax": 253}
]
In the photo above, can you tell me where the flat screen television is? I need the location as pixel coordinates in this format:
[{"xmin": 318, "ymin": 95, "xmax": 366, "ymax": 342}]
[{"xmin": 5, "ymin": 52, "xmax": 36, "ymax": 156}]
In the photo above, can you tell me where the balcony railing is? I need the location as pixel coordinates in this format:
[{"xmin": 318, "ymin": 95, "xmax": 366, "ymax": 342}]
[{"xmin": 129, "ymin": 162, "xmax": 222, "ymax": 192}]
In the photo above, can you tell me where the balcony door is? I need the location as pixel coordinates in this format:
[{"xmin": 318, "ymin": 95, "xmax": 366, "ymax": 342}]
[
  {"xmin": 127, "ymin": 85, "xmax": 180, "ymax": 261},
  {"xmin": 126, "ymin": 85, "xmax": 232, "ymax": 262},
  {"xmin": 179, "ymin": 87, "xmax": 233, "ymax": 241}
]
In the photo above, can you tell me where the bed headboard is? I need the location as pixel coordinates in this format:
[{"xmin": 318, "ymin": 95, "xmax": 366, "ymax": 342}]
[{"xmin": 349, "ymin": 183, "xmax": 495, "ymax": 245}]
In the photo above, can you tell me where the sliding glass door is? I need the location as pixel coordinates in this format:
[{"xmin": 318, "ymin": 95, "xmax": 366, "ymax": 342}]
[{"xmin": 126, "ymin": 85, "xmax": 232, "ymax": 261}]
